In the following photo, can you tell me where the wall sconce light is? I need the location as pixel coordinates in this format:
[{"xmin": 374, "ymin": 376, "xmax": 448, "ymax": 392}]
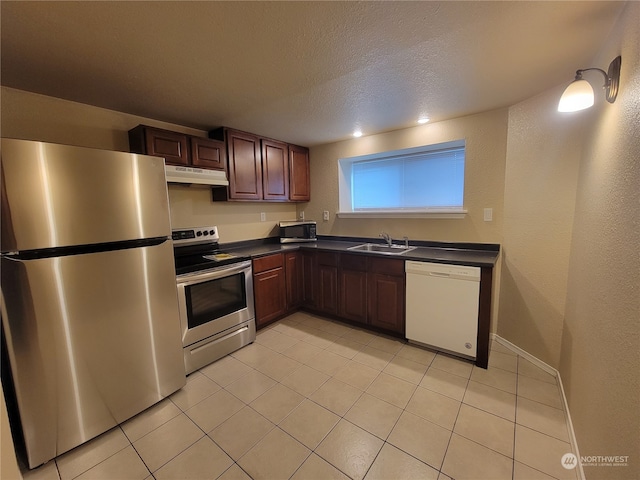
[{"xmin": 558, "ymin": 55, "xmax": 621, "ymax": 112}]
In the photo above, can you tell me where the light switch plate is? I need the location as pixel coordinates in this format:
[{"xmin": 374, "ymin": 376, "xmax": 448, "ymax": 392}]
[
  {"xmin": 483, "ymin": 208, "xmax": 493, "ymax": 222},
  {"xmin": 323, "ymin": 210, "xmax": 329, "ymax": 221}
]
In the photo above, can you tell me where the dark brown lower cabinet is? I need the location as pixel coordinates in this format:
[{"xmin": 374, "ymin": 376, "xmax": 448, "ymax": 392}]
[
  {"xmin": 338, "ymin": 254, "xmax": 368, "ymax": 325},
  {"xmin": 254, "ymin": 250, "xmax": 406, "ymax": 335},
  {"xmin": 285, "ymin": 251, "xmax": 302, "ymax": 311},
  {"xmin": 316, "ymin": 252, "xmax": 338, "ymax": 315},
  {"xmin": 252, "ymin": 248, "xmax": 489, "ymax": 367},
  {"xmin": 366, "ymin": 256, "xmax": 405, "ymax": 335},
  {"xmin": 335, "ymin": 253, "xmax": 405, "ymax": 335},
  {"xmin": 301, "ymin": 250, "xmax": 316, "ymax": 307},
  {"xmin": 253, "ymin": 254, "xmax": 286, "ymax": 328},
  {"xmin": 367, "ymin": 272, "xmax": 405, "ymax": 334}
]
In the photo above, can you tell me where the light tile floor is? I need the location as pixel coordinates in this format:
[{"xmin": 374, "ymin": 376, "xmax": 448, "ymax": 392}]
[{"xmin": 21, "ymin": 312, "xmax": 578, "ymax": 480}]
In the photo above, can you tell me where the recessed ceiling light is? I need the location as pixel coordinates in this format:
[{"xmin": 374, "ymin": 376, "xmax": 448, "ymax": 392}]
[
  {"xmin": 353, "ymin": 130, "xmax": 363, "ymax": 138},
  {"xmin": 417, "ymin": 117, "xmax": 430, "ymax": 124}
]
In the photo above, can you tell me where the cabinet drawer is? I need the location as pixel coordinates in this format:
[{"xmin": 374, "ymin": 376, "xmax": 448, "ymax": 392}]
[
  {"xmin": 340, "ymin": 253, "xmax": 367, "ymax": 271},
  {"xmin": 253, "ymin": 253, "xmax": 284, "ymax": 273},
  {"xmin": 317, "ymin": 252, "xmax": 339, "ymax": 267},
  {"xmin": 367, "ymin": 257, "xmax": 405, "ymax": 276}
]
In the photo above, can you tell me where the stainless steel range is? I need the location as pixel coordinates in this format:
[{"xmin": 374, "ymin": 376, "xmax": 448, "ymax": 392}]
[{"xmin": 172, "ymin": 226, "xmax": 255, "ymax": 374}]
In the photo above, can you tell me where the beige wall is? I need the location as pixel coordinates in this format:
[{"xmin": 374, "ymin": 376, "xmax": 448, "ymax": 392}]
[
  {"xmin": 560, "ymin": 3, "xmax": 640, "ymax": 479},
  {"xmin": 499, "ymin": 3, "xmax": 639, "ymax": 479},
  {"xmin": 1, "ymin": 87, "xmax": 509, "ymax": 246},
  {"xmin": 307, "ymin": 108, "xmax": 508, "ymax": 244},
  {"xmin": 167, "ymin": 185, "xmax": 294, "ymax": 242},
  {"xmin": 0, "ymin": 87, "xmax": 297, "ymax": 242},
  {"xmin": 307, "ymin": 109, "xmax": 508, "ymax": 332},
  {"xmin": 498, "ymin": 87, "xmax": 587, "ymax": 367}
]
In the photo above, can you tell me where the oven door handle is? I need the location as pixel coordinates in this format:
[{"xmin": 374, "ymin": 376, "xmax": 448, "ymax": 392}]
[{"xmin": 176, "ymin": 260, "xmax": 252, "ymax": 284}]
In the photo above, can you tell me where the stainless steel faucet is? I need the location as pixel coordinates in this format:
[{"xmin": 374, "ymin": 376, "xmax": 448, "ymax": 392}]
[{"xmin": 379, "ymin": 232, "xmax": 393, "ymax": 247}]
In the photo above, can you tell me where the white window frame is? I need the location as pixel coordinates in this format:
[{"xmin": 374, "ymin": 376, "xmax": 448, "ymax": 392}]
[{"xmin": 337, "ymin": 140, "xmax": 468, "ymax": 219}]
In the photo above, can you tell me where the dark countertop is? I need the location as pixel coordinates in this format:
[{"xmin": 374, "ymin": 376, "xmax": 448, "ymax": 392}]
[{"xmin": 223, "ymin": 236, "xmax": 500, "ymax": 268}]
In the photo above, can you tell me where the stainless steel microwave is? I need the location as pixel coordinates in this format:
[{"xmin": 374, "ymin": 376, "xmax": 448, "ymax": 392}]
[{"xmin": 279, "ymin": 220, "xmax": 317, "ymax": 243}]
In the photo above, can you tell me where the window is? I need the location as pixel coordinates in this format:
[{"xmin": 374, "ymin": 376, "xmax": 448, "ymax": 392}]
[{"xmin": 338, "ymin": 140, "xmax": 467, "ymax": 218}]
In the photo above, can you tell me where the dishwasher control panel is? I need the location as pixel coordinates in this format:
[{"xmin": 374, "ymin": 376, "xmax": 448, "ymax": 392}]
[{"xmin": 405, "ymin": 261, "xmax": 481, "ymax": 281}]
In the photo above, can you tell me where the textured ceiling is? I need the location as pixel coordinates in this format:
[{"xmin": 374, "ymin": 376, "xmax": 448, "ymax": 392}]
[{"xmin": 0, "ymin": 1, "xmax": 624, "ymax": 146}]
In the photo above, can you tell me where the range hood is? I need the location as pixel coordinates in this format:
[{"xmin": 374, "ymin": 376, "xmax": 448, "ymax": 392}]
[{"xmin": 164, "ymin": 164, "xmax": 229, "ymax": 187}]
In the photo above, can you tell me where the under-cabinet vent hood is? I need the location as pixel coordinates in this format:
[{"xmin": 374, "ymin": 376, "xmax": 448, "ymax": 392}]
[{"xmin": 165, "ymin": 165, "xmax": 229, "ymax": 187}]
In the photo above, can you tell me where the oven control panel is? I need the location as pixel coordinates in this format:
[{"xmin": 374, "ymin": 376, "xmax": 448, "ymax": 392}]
[{"xmin": 172, "ymin": 226, "xmax": 219, "ymax": 245}]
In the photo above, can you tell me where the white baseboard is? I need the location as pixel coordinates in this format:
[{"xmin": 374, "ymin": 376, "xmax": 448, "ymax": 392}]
[{"xmin": 490, "ymin": 334, "xmax": 585, "ymax": 480}]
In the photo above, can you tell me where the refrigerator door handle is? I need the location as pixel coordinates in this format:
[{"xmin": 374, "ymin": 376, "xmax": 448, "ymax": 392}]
[{"xmin": 5, "ymin": 236, "xmax": 170, "ymax": 261}]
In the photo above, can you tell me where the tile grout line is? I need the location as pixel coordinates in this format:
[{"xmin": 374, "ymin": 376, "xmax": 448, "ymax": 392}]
[
  {"xmin": 259, "ymin": 320, "xmax": 434, "ymax": 479},
  {"xmin": 381, "ymin": 349, "xmax": 461, "ymax": 476},
  {"xmin": 34, "ymin": 315, "xmax": 566, "ymax": 480},
  {"xmin": 512, "ymin": 361, "xmax": 520, "ymax": 480},
  {"xmin": 436, "ymin": 367, "xmax": 471, "ymax": 477},
  {"xmin": 62, "ymin": 425, "xmax": 140, "ymax": 480},
  {"xmin": 493, "ymin": 333, "xmax": 584, "ymax": 480}
]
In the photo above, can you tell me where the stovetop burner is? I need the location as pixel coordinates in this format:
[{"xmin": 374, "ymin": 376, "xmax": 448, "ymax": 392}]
[{"xmin": 172, "ymin": 226, "xmax": 250, "ymax": 275}]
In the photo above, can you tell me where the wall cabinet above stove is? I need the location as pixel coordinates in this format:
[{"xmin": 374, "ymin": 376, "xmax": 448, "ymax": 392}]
[
  {"xmin": 210, "ymin": 127, "xmax": 310, "ymax": 203},
  {"xmin": 128, "ymin": 125, "xmax": 226, "ymax": 171}
]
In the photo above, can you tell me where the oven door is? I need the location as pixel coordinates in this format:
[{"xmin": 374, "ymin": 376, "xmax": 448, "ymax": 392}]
[{"xmin": 176, "ymin": 260, "xmax": 255, "ymax": 347}]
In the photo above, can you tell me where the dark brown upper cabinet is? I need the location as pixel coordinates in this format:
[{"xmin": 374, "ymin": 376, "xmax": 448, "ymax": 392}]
[
  {"xmin": 289, "ymin": 144, "xmax": 311, "ymax": 202},
  {"xmin": 261, "ymin": 139, "xmax": 289, "ymax": 201},
  {"xmin": 190, "ymin": 137, "xmax": 226, "ymax": 170},
  {"xmin": 128, "ymin": 125, "xmax": 226, "ymax": 171},
  {"xmin": 224, "ymin": 129, "xmax": 263, "ymax": 200},
  {"xmin": 210, "ymin": 127, "xmax": 310, "ymax": 202},
  {"xmin": 129, "ymin": 125, "xmax": 189, "ymax": 166}
]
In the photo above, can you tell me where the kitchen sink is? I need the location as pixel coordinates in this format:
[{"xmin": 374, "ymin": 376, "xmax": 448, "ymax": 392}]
[{"xmin": 347, "ymin": 243, "xmax": 417, "ymax": 255}]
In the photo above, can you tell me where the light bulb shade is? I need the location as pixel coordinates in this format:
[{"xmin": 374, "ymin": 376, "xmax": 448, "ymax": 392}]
[{"xmin": 558, "ymin": 79, "xmax": 595, "ymax": 112}]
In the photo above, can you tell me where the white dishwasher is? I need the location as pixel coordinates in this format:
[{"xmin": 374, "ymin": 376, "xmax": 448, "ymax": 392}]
[{"xmin": 405, "ymin": 261, "xmax": 481, "ymax": 359}]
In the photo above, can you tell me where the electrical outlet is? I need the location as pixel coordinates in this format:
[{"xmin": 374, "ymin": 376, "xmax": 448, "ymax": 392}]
[
  {"xmin": 299, "ymin": 211, "xmax": 305, "ymax": 219},
  {"xmin": 260, "ymin": 212, "xmax": 266, "ymax": 222},
  {"xmin": 323, "ymin": 210, "xmax": 329, "ymax": 221},
  {"xmin": 483, "ymin": 208, "xmax": 493, "ymax": 222}
]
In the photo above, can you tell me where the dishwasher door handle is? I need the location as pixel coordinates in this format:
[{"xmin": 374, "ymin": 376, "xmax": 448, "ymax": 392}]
[{"xmin": 428, "ymin": 271, "xmax": 451, "ymax": 278}]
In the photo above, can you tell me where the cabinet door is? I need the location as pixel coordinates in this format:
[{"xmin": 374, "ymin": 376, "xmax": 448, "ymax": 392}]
[
  {"xmin": 254, "ymin": 267, "xmax": 286, "ymax": 328},
  {"xmin": 262, "ymin": 139, "xmax": 289, "ymax": 201},
  {"xmin": 339, "ymin": 269, "xmax": 367, "ymax": 324},
  {"xmin": 190, "ymin": 137, "xmax": 226, "ymax": 170},
  {"xmin": 129, "ymin": 126, "xmax": 189, "ymax": 166},
  {"xmin": 301, "ymin": 250, "xmax": 316, "ymax": 307},
  {"xmin": 285, "ymin": 252, "xmax": 302, "ymax": 310},
  {"xmin": 338, "ymin": 253, "xmax": 368, "ymax": 324},
  {"xmin": 289, "ymin": 145, "xmax": 310, "ymax": 201},
  {"xmin": 317, "ymin": 265, "xmax": 338, "ymax": 315},
  {"xmin": 368, "ymin": 272, "xmax": 405, "ymax": 334},
  {"xmin": 226, "ymin": 130, "xmax": 262, "ymax": 200},
  {"xmin": 316, "ymin": 252, "xmax": 338, "ymax": 315}
]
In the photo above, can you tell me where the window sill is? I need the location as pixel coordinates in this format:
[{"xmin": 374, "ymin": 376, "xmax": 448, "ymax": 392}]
[{"xmin": 336, "ymin": 209, "xmax": 467, "ymax": 219}]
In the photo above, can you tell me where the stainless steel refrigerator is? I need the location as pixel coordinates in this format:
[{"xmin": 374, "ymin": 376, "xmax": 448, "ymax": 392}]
[{"xmin": 0, "ymin": 138, "xmax": 186, "ymax": 469}]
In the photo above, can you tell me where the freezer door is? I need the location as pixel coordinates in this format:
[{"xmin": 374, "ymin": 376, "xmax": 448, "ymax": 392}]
[
  {"xmin": 1, "ymin": 240, "xmax": 185, "ymax": 468},
  {"xmin": 1, "ymin": 138, "xmax": 171, "ymax": 252}
]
